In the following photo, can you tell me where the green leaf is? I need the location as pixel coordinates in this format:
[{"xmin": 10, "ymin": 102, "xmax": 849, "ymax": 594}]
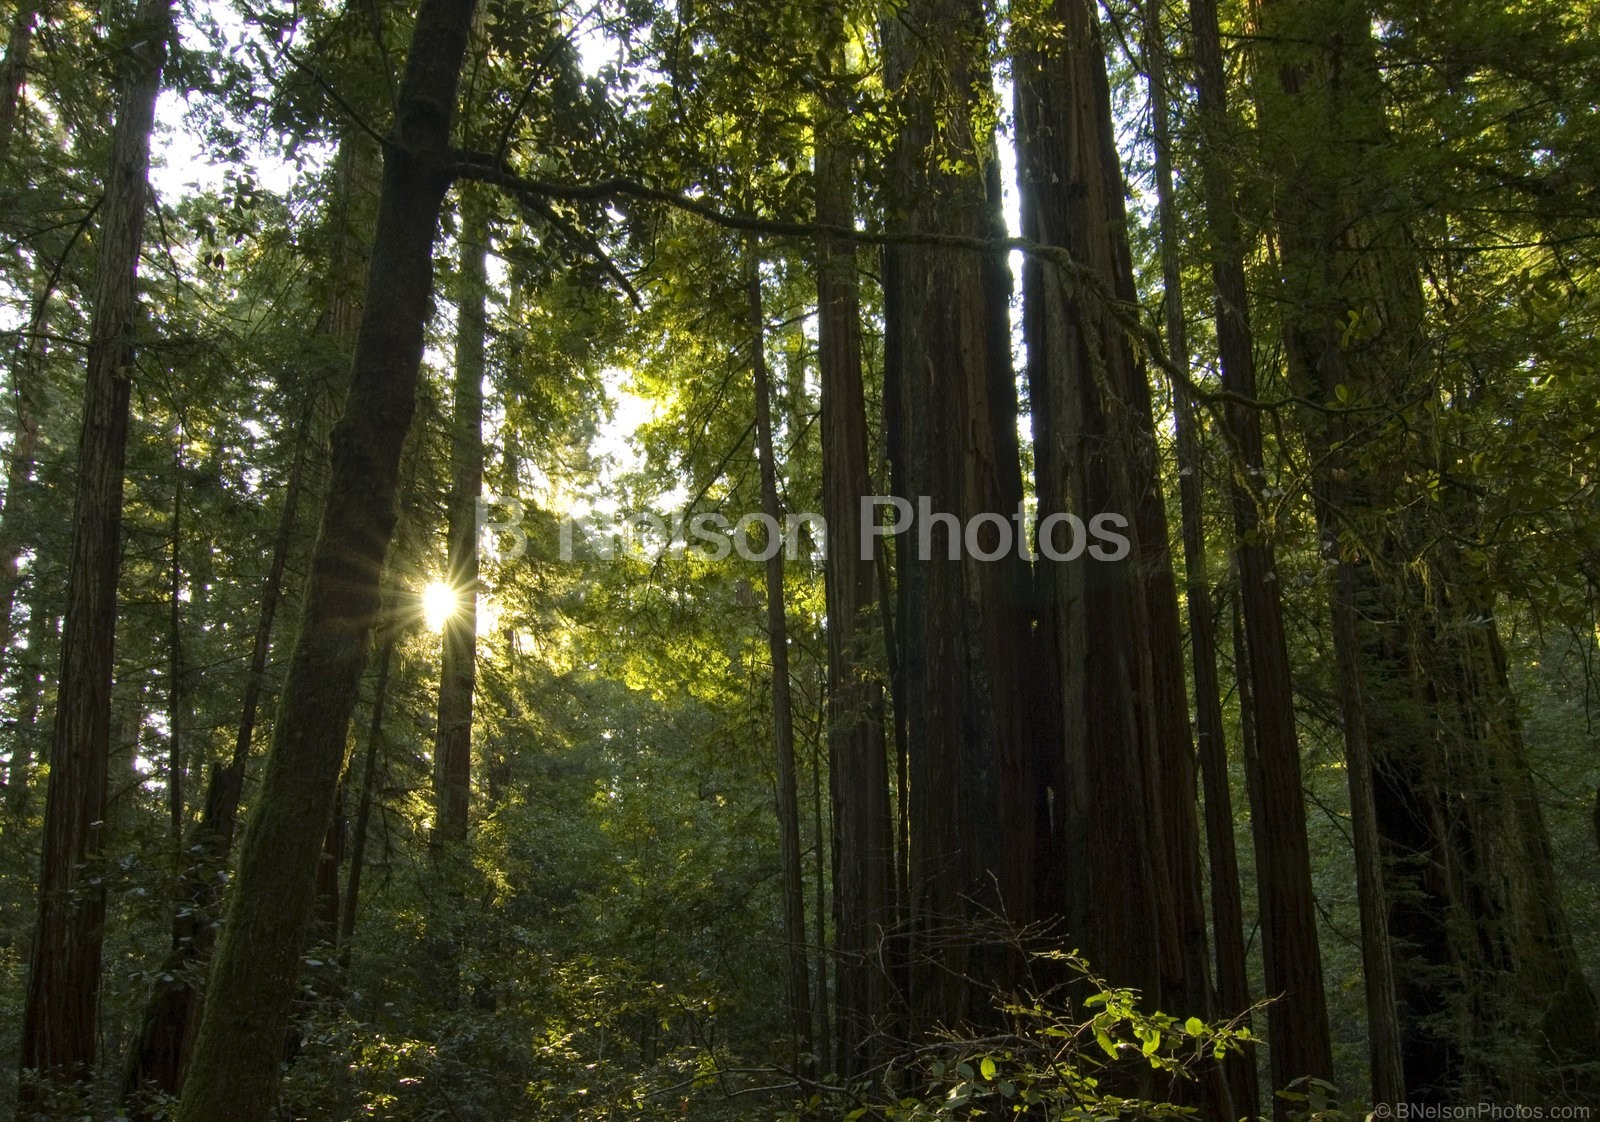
[
  {"xmin": 980, "ymin": 1055, "xmax": 996, "ymax": 1080},
  {"xmin": 1184, "ymin": 1016, "xmax": 1204, "ymax": 1036}
]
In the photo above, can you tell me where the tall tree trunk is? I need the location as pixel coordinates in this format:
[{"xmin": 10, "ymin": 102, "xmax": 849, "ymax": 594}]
[
  {"xmin": 1252, "ymin": 0, "xmax": 1600, "ymax": 1098},
  {"xmin": 433, "ymin": 185, "xmax": 487, "ymax": 844},
  {"xmin": 882, "ymin": 0, "xmax": 1041, "ymax": 1032},
  {"xmin": 17, "ymin": 0, "xmax": 174, "ymax": 1104},
  {"xmin": 1142, "ymin": 5, "xmax": 1258, "ymax": 1114},
  {"xmin": 175, "ymin": 0, "xmax": 478, "ymax": 1114},
  {"xmin": 747, "ymin": 246, "xmax": 815, "ymax": 1071},
  {"xmin": 814, "ymin": 0, "xmax": 892, "ymax": 1078},
  {"xmin": 1013, "ymin": 3, "xmax": 1217, "ymax": 1084},
  {"xmin": 1183, "ymin": 0, "xmax": 1337, "ymax": 1106}
]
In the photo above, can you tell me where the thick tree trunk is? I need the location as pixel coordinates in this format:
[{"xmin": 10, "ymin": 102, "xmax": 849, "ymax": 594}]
[
  {"xmin": 17, "ymin": 0, "xmax": 173, "ymax": 1104},
  {"xmin": 1253, "ymin": 0, "xmax": 1600, "ymax": 1099},
  {"xmin": 882, "ymin": 0, "xmax": 1041, "ymax": 1032},
  {"xmin": 175, "ymin": 3, "xmax": 477, "ymax": 1113},
  {"xmin": 1143, "ymin": 6, "xmax": 1258, "ymax": 1114},
  {"xmin": 747, "ymin": 248, "xmax": 815, "ymax": 1070},
  {"xmin": 433, "ymin": 185, "xmax": 487, "ymax": 844},
  {"xmin": 814, "ymin": 6, "xmax": 892, "ymax": 1078},
  {"xmin": 1013, "ymin": 1, "xmax": 1216, "ymax": 1075}
]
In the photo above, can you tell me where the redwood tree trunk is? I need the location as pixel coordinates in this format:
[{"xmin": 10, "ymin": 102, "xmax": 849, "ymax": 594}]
[
  {"xmin": 1014, "ymin": 0, "xmax": 1216, "ymax": 1064},
  {"xmin": 18, "ymin": 0, "xmax": 173, "ymax": 1104},
  {"xmin": 176, "ymin": 1, "xmax": 478, "ymax": 1115},
  {"xmin": 882, "ymin": 0, "xmax": 1041, "ymax": 1032},
  {"xmin": 814, "ymin": 3, "xmax": 892, "ymax": 1078},
  {"xmin": 1253, "ymin": 0, "xmax": 1600, "ymax": 1098},
  {"xmin": 0, "ymin": 1, "xmax": 35, "ymax": 156}
]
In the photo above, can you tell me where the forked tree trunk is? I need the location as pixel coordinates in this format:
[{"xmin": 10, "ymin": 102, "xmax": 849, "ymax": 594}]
[
  {"xmin": 176, "ymin": 3, "xmax": 478, "ymax": 1112},
  {"xmin": 18, "ymin": 0, "xmax": 174, "ymax": 1104},
  {"xmin": 747, "ymin": 247, "xmax": 815, "ymax": 1070}
]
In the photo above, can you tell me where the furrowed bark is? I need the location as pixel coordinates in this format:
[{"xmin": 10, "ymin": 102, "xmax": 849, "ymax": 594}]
[
  {"xmin": 1014, "ymin": 0, "xmax": 1215, "ymax": 1055},
  {"xmin": 883, "ymin": 0, "xmax": 1040, "ymax": 1031}
]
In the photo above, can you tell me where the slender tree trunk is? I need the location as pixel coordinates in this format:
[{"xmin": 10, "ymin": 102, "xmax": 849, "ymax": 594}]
[
  {"xmin": 18, "ymin": 0, "xmax": 173, "ymax": 1104},
  {"xmin": 176, "ymin": 1, "xmax": 478, "ymax": 1113},
  {"xmin": 747, "ymin": 247, "xmax": 815, "ymax": 1071},
  {"xmin": 433, "ymin": 185, "xmax": 487, "ymax": 844},
  {"xmin": 809, "ymin": 711, "xmax": 831, "ymax": 1073},
  {"xmin": 814, "ymin": 2, "xmax": 892, "ymax": 1075},
  {"xmin": 1331, "ymin": 557, "xmax": 1405, "ymax": 1105},
  {"xmin": 121, "ymin": 398, "xmax": 316, "ymax": 1117},
  {"xmin": 1142, "ymin": 6, "xmax": 1258, "ymax": 1114},
  {"xmin": 1, "ymin": 286, "xmax": 46, "ymax": 806},
  {"xmin": 341, "ymin": 629, "xmax": 397, "ymax": 964},
  {"xmin": 1182, "ymin": 0, "xmax": 1336, "ymax": 1106},
  {"xmin": 167, "ymin": 440, "xmax": 185, "ymax": 843}
]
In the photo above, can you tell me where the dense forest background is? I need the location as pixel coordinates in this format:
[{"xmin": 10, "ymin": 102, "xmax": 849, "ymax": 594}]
[{"xmin": 1, "ymin": 0, "xmax": 1598, "ymax": 1117}]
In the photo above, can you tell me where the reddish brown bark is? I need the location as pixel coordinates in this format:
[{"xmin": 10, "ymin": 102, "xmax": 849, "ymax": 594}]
[{"xmin": 18, "ymin": 0, "xmax": 173, "ymax": 1103}]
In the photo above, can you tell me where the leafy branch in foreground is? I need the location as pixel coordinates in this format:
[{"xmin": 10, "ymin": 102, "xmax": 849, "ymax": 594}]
[{"xmin": 781, "ymin": 950, "xmax": 1258, "ymax": 1121}]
